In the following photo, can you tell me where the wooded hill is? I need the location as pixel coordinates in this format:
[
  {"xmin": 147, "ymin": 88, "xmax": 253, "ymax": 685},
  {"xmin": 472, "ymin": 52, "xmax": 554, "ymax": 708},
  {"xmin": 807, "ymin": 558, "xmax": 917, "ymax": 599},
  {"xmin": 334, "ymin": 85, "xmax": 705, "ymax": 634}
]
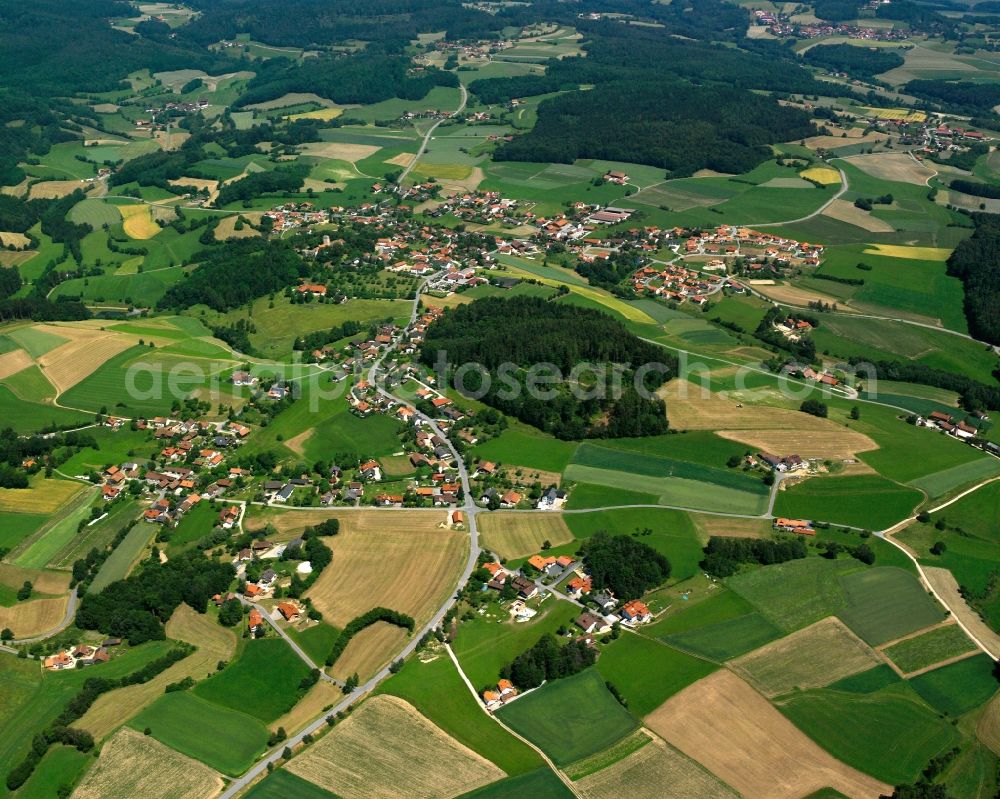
[{"xmin": 421, "ymin": 296, "xmax": 674, "ymax": 439}]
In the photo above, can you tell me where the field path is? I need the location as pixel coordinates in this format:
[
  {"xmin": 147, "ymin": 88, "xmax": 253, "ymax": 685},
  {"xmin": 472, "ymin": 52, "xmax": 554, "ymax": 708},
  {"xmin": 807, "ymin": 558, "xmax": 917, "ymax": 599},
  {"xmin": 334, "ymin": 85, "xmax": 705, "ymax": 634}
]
[
  {"xmin": 444, "ymin": 643, "xmax": 582, "ymax": 798},
  {"xmin": 399, "ymin": 83, "xmax": 468, "ymax": 185},
  {"xmin": 734, "ymin": 165, "xmax": 849, "ymax": 227}
]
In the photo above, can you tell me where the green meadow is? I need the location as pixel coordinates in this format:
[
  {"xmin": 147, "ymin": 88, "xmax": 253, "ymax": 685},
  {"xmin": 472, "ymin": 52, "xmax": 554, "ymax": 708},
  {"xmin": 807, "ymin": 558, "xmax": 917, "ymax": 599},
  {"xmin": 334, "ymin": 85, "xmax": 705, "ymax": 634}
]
[
  {"xmin": 496, "ymin": 668, "xmax": 638, "ymax": 766},
  {"xmin": 193, "ymin": 638, "xmax": 313, "ymax": 723},
  {"xmin": 595, "ymin": 632, "xmax": 717, "ymax": 716},
  {"xmin": 773, "ymin": 474, "xmax": 922, "ymax": 530},
  {"xmin": 780, "ymin": 682, "xmax": 961, "ymax": 785}
]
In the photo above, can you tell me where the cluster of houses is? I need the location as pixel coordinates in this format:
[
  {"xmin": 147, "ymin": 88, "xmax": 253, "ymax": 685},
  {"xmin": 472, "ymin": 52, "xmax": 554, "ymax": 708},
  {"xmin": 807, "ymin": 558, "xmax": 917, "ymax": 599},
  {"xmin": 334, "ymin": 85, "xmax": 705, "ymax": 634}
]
[
  {"xmin": 683, "ymin": 226, "xmax": 823, "ymax": 270},
  {"xmin": 100, "ymin": 420, "xmax": 252, "ymax": 511},
  {"xmin": 431, "ymin": 191, "xmax": 521, "ymax": 225},
  {"xmin": 263, "ymin": 202, "xmax": 331, "ymax": 233},
  {"xmin": 629, "ymin": 262, "xmax": 725, "ymax": 305},
  {"xmin": 781, "ymin": 362, "xmax": 843, "ymax": 388},
  {"xmin": 43, "ymin": 640, "xmax": 120, "ymax": 671},
  {"xmin": 535, "ymin": 205, "xmax": 635, "ymax": 241},
  {"xmin": 754, "ymin": 9, "xmax": 911, "ymax": 41}
]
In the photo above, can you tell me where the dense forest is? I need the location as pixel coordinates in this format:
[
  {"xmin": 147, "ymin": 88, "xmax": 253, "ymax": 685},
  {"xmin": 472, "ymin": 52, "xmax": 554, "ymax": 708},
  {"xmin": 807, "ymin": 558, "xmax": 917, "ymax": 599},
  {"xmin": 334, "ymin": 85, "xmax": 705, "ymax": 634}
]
[
  {"xmin": 215, "ymin": 164, "xmax": 309, "ymax": 206},
  {"xmin": 495, "ymin": 81, "xmax": 813, "ymax": 176},
  {"xmin": 180, "ymin": 0, "xmax": 502, "ymax": 48},
  {"xmin": 470, "ymin": 31, "xmax": 846, "ymax": 104},
  {"xmin": 421, "ymin": 296, "xmax": 674, "ymax": 439},
  {"xmin": 159, "ymin": 239, "xmax": 308, "ymax": 312},
  {"xmin": 232, "ymin": 54, "xmax": 459, "ymax": 109},
  {"xmin": 802, "ymin": 43, "xmax": 905, "ymax": 80},
  {"xmin": 904, "ymin": 80, "xmax": 1000, "ymax": 114},
  {"xmin": 946, "ymin": 213, "xmax": 1000, "ymax": 347}
]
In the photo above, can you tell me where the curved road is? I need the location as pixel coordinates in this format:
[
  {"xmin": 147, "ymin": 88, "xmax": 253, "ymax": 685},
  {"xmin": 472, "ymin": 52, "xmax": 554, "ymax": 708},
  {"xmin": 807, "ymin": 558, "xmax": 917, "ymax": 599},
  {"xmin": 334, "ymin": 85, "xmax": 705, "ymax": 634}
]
[
  {"xmin": 220, "ymin": 269, "xmax": 482, "ymax": 798},
  {"xmin": 11, "ymin": 588, "xmax": 79, "ymax": 646},
  {"xmin": 397, "ymin": 84, "xmax": 468, "ymax": 185}
]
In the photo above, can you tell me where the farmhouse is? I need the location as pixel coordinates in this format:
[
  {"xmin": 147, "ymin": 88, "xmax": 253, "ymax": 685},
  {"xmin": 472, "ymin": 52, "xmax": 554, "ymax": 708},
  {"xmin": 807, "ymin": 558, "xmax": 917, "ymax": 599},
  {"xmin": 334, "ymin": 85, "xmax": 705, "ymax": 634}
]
[{"xmin": 773, "ymin": 517, "xmax": 815, "ymax": 535}]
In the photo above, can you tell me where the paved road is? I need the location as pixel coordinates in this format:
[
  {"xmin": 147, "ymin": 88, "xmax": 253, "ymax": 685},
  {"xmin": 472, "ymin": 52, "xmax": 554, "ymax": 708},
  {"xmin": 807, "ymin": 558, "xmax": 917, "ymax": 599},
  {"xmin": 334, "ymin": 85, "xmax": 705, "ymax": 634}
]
[
  {"xmin": 397, "ymin": 84, "xmax": 468, "ymax": 185},
  {"xmin": 732, "ymin": 165, "xmax": 848, "ymax": 228},
  {"xmin": 12, "ymin": 588, "xmax": 79, "ymax": 645},
  {"xmin": 221, "ymin": 269, "xmax": 484, "ymax": 798},
  {"xmin": 444, "ymin": 643, "xmax": 583, "ymax": 798}
]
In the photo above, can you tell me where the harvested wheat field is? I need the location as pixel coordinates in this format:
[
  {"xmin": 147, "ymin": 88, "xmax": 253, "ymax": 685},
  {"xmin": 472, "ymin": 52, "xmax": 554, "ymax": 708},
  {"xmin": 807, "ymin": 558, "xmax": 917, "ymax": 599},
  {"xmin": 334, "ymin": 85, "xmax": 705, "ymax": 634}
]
[
  {"xmin": 478, "ymin": 512, "xmax": 574, "ymax": 560},
  {"xmin": 799, "ymin": 167, "xmax": 840, "ymax": 185},
  {"xmin": 692, "ymin": 514, "xmax": 771, "ymax": 540},
  {"xmin": 646, "ymin": 670, "xmax": 890, "ymax": 799},
  {"xmin": 36, "ymin": 325, "xmax": 135, "ymax": 393},
  {"xmin": 287, "ymin": 694, "xmax": 504, "ymax": 799},
  {"xmin": 821, "ymin": 199, "xmax": 895, "ymax": 233},
  {"xmin": 0, "ymin": 478, "xmax": 85, "ymax": 514},
  {"xmin": 72, "ymin": 727, "xmax": 222, "ymax": 799},
  {"xmin": 214, "ymin": 214, "xmax": 262, "ymax": 241},
  {"xmin": 386, "ymin": 152, "xmax": 416, "ymax": 167},
  {"xmin": 661, "ymin": 380, "xmax": 878, "ymax": 460},
  {"xmin": 729, "ymin": 617, "xmax": 882, "ymax": 697},
  {"xmin": 753, "ymin": 282, "xmax": 854, "ymax": 310},
  {"xmin": 330, "ymin": 621, "xmax": 410, "ymax": 682},
  {"xmin": 804, "ymin": 132, "xmax": 887, "ymax": 150},
  {"xmin": 270, "ymin": 680, "xmax": 342, "ymax": 735},
  {"xmin": 79, "ymin": 604, "xmax": 236, "ymax": 740},
  {"xmin": 28, "ymin": 180, "xmax": 88, "ymax": 200},
  {"xmin": 923, "ymin": 567, "xmax": 1000, "ymax": 659},
  {"xmin": 0, "ymin": 349, "xmax": 33, "ymax": 380},
  {"xmin": 862, "ymin": 244, "xmax": 951, "ymax": 261},
  {"xmin": 0, "ymin": 562, "xmax": 70, "ymax": 595},
  {"xmin": 978, "ymin": 693, "xmax": 1000, "ymax": 756},
  {"xmin": 0, "ymin": 231, "xmax": 30, "ymax": 248},
  {"xmin": 304, "ymin": 518, "xmax": 467, "ymax": 628},
  {"xmin": 120, "ymin": 204, "xmax": 160, "ymax": 239},
  {"xmin": 843, "ymin": 153, "xmax": 934, "ymax": 186},
  {"xmin": 0, "ymin": 595, "xmax": 69, "ymax": 638},
  {"xmin": 717, "ymin": 429, "xmax": 877, "ymax": 462},
  {"xmin": 577, "ymin": 732, "xmax": 738, "ymax": 799},
  {"xmin": 252, "ymin": 508, "xmax": 444, "ymax": 537},
  {"xmin": 154, "ymin": 129, "xmax": 190, "ymax": 151},
  {"xmin": 298, "ymin": 142, "xmax": 380, "ymax": 162}
]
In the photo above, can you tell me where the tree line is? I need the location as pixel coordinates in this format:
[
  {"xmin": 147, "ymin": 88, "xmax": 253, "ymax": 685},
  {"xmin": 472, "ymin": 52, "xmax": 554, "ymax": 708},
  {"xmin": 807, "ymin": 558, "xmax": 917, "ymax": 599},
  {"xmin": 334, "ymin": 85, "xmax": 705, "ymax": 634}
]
[
  {"xmin": 946, "ymin": 213, "xmax": 1000, "ymax": 347},
  {"xmin": 500, "ymin": 633, "xmax": 597, "ymax": 690},
  {"xmin": 700, "ymin": 536, "xmax": 808, "ymax": 577},
  {"xmin": 6, "ymin": 644, "xmax": 193, "ymax": 790}
]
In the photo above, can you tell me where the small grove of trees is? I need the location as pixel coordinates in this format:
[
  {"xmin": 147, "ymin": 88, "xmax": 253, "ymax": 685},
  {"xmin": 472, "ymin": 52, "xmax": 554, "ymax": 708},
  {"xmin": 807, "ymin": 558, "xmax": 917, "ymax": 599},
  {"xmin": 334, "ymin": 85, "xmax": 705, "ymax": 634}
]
[
  {"xmin": 325, "ymin": 607, "xmax": 415, "ymax": 668},
  {"xmin": 500, "ymin": 633, "xmax": 597, "ymax": 690},
  {"xmin": 75, "ymin": 552, "xmax": 235, "ymax": 645},
  {"xmin": 218, "ymin": 598, "xmax": 244, "ymax": 627},
  {"xmin": 800, "ymin": 399, "xmax": 828, "ymax": 418},
  {"xmin": 580, "ymin": 531, "xmax": 671, "ymax": 601},
  {"xmin": 700, "ymin": 536, "xmax": 808, "ymax": 578}
]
